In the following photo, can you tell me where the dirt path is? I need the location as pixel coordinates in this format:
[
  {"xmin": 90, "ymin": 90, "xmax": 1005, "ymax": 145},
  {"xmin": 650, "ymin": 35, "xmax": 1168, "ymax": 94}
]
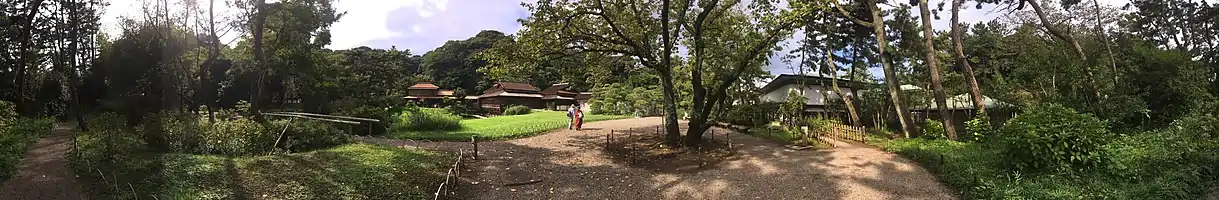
[
  {"xmin": 0, "ymin": 123, "xmax": 87, "ymax": 200},
  {"xmin": 362, "ymin": 117, "xmax": 956, "ymax": 199}
]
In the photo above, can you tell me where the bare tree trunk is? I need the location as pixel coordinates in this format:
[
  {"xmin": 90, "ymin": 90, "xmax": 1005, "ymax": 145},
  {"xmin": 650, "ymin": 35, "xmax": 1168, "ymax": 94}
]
[
  {"xmin": 917, "ymin": 0, "xmax": 958, "ymax": 140},
  {"xmin": 951, "ymin": 0, "xmax": 987, "ymax": 114},
  {"xmin": 867, "ymin": 0, "xmax": 918, "ymax": 137},
  {"xmin": 659, "ymin": 0, "xmax": 681, "ymax": 147}
]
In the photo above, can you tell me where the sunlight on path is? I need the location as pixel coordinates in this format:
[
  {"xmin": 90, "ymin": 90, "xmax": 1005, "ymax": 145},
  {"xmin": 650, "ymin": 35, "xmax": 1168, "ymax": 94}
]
[{"xmin": 0, "ymin": 123, "xmax": 87, "ymax": 200}]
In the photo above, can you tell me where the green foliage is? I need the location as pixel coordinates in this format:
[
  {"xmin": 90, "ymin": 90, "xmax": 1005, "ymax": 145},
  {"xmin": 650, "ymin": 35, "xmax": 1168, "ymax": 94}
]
[
  {"xmin": 394, "ymin": 108, "xmax": 461, "ymax": 131},
  {"xmin": 724, "ymin": 102, "xmax": 778, "ymax": 128},
  {"xmin": 781, "ymin": 90, "xmax": 808, "ymax": 126},
  {"xmin": 0, "ymin": 118, "xmax": 54, "ymax": 180},
  {"xmin": 999, "ymin": 104, "xmax": 1112, "ymax": 173},
  {"xmin": 442, "ymin": 98, "xmax": 483, "ymax": 116},
  {"xmin": 502, "ymin": 105, "xmax": 532, "ymax": 116},
  {"xmin": 875, "ymin": 130, "xmax": 1219, "ymax": 200},
  {"xmin": 920, "ymin": 119, "xmax": 947, "ymax": 140},
  {"xmin": 0, "ymin": 101, "xmax": 15, "ymax": 126},
  {"xmin": 805, "ymin": 116, "xmax": 836, "ymax": 133},
  {"xmin": 964, "ymin": 111, "xmax": 994, "ymax": 142},
  {"xmin": 587, "ymin": 83, "xmax": 664, "ymax": 116}
]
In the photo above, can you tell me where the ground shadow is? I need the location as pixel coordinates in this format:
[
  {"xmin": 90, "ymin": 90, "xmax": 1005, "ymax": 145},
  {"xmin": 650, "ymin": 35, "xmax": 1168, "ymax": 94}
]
[{"xmin": 376, "ymin": 117, "xmax": 959, "ymax": 199}]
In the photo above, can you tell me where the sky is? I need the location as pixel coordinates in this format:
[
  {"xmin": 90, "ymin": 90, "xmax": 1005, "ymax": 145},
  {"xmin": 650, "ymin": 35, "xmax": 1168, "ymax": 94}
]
[{"xmin": 101, "ymin": 0, "xmax": 1131, "ymax": 79}]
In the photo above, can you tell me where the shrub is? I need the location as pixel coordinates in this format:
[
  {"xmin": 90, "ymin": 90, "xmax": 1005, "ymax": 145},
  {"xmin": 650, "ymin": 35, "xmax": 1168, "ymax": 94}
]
[
  {"xmin": 964, "ymin": 110, "xmax": 994, "ymax": 142},
  {"xmin": 1, "ymin": 117, "xmax": 54, "ymax": 180},
  {"xmin": 395, "ymin": 108, "xmax": 461, "ymax": 131},
  {"xmin": 502, "ymin": 105, "xmax": 532, "ymax": 116},
  {"xmin": 999, "ymin": 104, "xmax": 1111, "ymax": 173},
  {"xmin": 265, "ymin": 119, "xmax": 351, "ymax": 152},
  {"xmin": 920, "ymin": 119, "xmax": 947, "ymax": 140},
  {"xmin": 0, "ymin": 101, "xmax": 15, "ymax": 127},
  {"xmin": 805, "ymin": 117, "xmax": 836, "ymax": 134},
  {"xmin": 725, "ymin": 103, "xmax": 773, "ymax": 128}
]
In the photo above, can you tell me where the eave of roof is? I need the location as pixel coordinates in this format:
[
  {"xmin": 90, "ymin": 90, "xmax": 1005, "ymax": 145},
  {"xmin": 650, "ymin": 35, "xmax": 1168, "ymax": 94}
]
[{"xmin": 759, "ymin": 74, "xmax": 872, "ymax": 95}]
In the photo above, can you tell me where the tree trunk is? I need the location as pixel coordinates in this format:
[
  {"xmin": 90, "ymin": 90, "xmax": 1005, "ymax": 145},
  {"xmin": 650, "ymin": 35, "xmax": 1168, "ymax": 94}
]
[
  {"xmin": 951, "ymin": 0, "xmax": 988, "ymax": 114},
  {"xmin": 1090, "ymin": 0, "xmax": 1119, "ymax": 85},
  {"xmin": 248, "ymin": 0, "xmax": 268, "ymax": 119},
  {"xmin": 1024, "ymin": 0, "xmax": 1102, "ymax": 99},
  {"xmin": 13, "ymin": 0, "xmax": 48, "ymax": 117},
  {"xmin": 918, "ymin": 0, "xmax": 958, "ymax": 140},
  {"xmin": 658, "ymin": 70, "xmax": 682, "ymax": 147},
  {"xmin": 867, "ymin": 0, "xmax": 918, "ymax": 137},
  {"xmin": 825, "ymin": 46, "xmax": 862, "ymax": 126}
]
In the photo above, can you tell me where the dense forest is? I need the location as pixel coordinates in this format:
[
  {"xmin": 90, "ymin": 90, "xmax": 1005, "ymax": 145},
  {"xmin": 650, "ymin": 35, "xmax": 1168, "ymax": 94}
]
[{"xmin": 1, "ymin": 0, "xmax": 1217, "ymax": 199}]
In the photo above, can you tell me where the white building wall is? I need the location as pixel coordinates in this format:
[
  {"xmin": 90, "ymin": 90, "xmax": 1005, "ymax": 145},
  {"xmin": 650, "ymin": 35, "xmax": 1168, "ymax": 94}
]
[{"xmin": 761, "ymin": 84, "xmax": 856, "ymax": 106}]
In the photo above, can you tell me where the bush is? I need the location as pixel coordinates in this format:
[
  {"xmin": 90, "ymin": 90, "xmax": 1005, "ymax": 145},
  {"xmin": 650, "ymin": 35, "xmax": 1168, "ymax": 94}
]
[
  {"xmin": 920, "ymin": 119, "xmax": 947, "ymax": 140},
  {"xmin": 266, "ymin": 120, "xmax": 351, "ymax": 152},
  {"xmin": 964, "ymin": 110, "xmax": 994, "ymax": 142},
  {"xmin": 805, "ymin": 117, "xmax": 835, "ymax": 132},
  {"xmin": 395, "ymin": 108, "xmax": 461, "ymax": 131},
  {"xmin": 999, "ymin": 104, "xmax": 1111, "ymax": 173},
  {"xmin": 725, "ymin": 103, "xmax": 774, "ymax": 128},
  {"xmin": 502, "ymin": 105, "xmax": 532, "ymax": 116},
  {"xmin": 0, "ymin": 101, "xmax": 15, "ymax": 127},
  {"xmin": 1, "ymin": 117, "xmax": 54, "ymax": 180}
]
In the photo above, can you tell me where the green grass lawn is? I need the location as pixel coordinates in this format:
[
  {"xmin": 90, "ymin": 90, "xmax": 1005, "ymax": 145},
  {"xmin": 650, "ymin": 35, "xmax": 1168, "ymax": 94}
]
[
  {"xmin": 89, "ymin": 144, "xmax": 451, "ymax": 200},
  {"xmin": 391, "ymin": 110, "xmax": 632, "ymax": 141}
]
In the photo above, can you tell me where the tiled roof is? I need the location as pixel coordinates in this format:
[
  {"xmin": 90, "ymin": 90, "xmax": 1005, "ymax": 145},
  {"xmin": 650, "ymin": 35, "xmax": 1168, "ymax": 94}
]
[
  {"xmin": 540, "ymin": 83, "xmax": 569, "ymax": 95},
  {"xmin": 408, "ymin": 83, "xmax": 440, "ymax": 89},
  {"xmin": 496, "ymin": 82, "xmax": 539, "ymax": 92},
  {"xmin": 479, "ymin": 91, "xmax": 544, "ymax": 98}
]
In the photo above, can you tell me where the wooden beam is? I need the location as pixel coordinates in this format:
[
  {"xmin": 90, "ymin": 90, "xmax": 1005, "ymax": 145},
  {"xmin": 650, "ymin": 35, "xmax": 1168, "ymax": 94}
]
[{"xmin": 262, "ymin": 113, "xmax": 362, "ymax": 124}]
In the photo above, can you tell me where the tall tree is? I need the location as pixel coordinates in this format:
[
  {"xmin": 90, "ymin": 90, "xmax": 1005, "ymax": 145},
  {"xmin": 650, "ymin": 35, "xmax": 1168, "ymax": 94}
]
[
  {"xmin": 833, "ymin": 0, "xmax": 919, "ymax": 137},
  {"xmin": 950, "ymin": 0, "xmax": 988, "ymax": 114},
  {"xmin": 915, "ymin": 0, "xmax": 958, "ymax": 139}
]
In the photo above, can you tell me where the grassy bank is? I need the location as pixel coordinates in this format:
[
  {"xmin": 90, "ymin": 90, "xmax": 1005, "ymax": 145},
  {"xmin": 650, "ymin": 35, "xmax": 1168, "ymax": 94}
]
[
  {"xmin": 392, "ymin": 110, "xmax": 631, "ymax": 141},
  {"xmin": 0, "ymin": 118, "xmax": 54, "ymax": 180},
  {"xmin": 82, "ymin": 144, "xmax": 450, "ymax": 200}
]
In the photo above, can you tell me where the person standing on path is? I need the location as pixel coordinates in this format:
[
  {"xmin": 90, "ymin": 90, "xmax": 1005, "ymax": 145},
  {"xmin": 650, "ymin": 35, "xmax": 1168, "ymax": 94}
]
[
  {"xmin": 574, "ymin": 107, "xmax": 585, "ymax": 130},
  {"xmin": 567, "ymin": 105, "xmax": 576, "ymax": 130}
]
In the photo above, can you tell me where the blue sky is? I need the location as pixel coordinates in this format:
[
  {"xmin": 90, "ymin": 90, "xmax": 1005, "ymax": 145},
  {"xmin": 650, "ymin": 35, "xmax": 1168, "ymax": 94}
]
[{"xmin": 102, "ymin": 0, "xmax": 1131, "ymax": 80}]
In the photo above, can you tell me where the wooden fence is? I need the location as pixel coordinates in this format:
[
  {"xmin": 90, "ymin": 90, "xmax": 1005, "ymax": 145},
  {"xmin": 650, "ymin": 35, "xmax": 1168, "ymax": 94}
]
[
  {"xmin": 434, "ymin": 150, "xmax": 465, "ymax": 200},
  {"xmin": 825, "ymin": 123, "xmax": 866, "ymax": 143}
]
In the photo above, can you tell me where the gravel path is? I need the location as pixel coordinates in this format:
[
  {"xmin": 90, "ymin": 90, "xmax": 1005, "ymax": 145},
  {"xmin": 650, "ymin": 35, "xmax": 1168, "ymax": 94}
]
[
  {"xmin": 359, "ymin": 117, "xmax": 955, "ymax": 200},
  {"xmin": 0, "ymin": 123, "xmax": 87, "ymax": 200}
]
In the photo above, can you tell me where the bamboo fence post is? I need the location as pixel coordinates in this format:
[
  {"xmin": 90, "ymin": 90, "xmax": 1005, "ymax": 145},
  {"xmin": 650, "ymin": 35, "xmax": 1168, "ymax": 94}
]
[{"xmin": 607, "ymin": 130, "xmax": 613, "ymax": 149}]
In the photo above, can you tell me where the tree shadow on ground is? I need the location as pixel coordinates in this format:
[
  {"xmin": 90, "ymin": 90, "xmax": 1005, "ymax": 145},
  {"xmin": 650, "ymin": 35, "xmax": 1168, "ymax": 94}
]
[{"xmin": 434, "ymin": 118, "xmax": 957, "ymax": 199}]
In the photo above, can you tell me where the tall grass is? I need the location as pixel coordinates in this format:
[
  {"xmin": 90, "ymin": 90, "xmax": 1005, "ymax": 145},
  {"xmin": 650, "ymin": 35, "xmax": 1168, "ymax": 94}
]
[{"xmin": 393, "ymin": 108, "xmax": 461, "ymax": 131}]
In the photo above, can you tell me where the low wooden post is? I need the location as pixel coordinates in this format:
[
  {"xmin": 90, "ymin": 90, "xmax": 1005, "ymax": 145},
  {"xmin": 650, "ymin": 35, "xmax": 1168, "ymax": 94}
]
[
  {"xmin": 607, "ymin": 130, "xmax": 613, "ymax": 149},
  {"xmin": 725, "ymin": 129, "xmax": 731, "ymax": 150},
  {"xmin": 710, "ymin": 129, "xmax": 715, "ymax": 141},
  {"xmin": 471, "ymin": 136, "xmax": 479, "ymax": 160}
]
